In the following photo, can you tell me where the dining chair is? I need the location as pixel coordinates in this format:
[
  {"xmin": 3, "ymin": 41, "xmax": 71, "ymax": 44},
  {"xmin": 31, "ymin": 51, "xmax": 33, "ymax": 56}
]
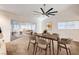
[
  {"xmin": 42, "ymin": 33, "xmax": 52, "ymax": 54},
  {"xmin": 27, "ymin": 33, "xmax": 36, "ymax": 54},
  {"xmin": 57, "ymin": 38, "xmax": 72, "ymax": 55},
  {"xmin": 35, "ymin": 37, "xmax": 51, "ymax": 55}
]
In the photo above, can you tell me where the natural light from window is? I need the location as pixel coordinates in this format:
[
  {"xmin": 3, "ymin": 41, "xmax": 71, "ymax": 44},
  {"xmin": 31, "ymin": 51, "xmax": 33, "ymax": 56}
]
[{"xmin": 58, "ymin": 21, "xmax": 79, "ymax": 29}]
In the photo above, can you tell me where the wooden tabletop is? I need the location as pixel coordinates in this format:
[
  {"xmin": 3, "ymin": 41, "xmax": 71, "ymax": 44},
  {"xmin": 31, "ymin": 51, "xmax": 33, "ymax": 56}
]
[{"xmin": 35, "ymin": 34, "xmax": 58, "ymax": 41}]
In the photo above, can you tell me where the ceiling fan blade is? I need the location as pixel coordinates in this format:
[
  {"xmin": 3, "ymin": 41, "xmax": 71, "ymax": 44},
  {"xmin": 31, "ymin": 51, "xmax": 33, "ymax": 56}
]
[
  {"xmin": 48, "ymin": 11, "xmax": 58, "ymax": 14},
  {"xmin": 48, "ymin": 13, "xmax": 55, "ymax": 15},
  {"xmin": 40, "ymin": 8, "xmax": 45, "ymax": 14},
  {"xmin": 46, "ymin": 8, "xmax": 53, "ymax": 13},
  {"xmin": 33, "ymin": 11, "xmax": 42, "ymax": 14}
]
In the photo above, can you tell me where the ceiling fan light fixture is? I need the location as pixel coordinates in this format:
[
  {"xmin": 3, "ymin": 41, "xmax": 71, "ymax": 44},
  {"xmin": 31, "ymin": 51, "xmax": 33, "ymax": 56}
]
[{"xmin": 33, "ymin": 4, "xmax": 58, "ymax": 17}]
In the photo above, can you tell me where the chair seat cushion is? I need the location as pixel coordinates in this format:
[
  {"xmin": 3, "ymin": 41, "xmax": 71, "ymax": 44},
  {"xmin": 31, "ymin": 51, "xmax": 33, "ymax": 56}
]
[{"xmin": 38, "ymin": 43, "xmax": 46, "ymax": 49}]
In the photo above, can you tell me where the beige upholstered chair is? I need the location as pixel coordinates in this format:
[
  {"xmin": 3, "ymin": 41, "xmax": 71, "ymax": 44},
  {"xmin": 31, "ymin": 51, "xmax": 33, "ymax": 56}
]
[
  {"xmin": 27, "ymin": 34, "xmax": 36, "ymax": 54},
  {"xmin": 57, "ymin": 38, "xmax": 72, "ymax": 55},
  {"xmin": 35, "ymin": 37, "xmax": 51, "ymax": 55}
]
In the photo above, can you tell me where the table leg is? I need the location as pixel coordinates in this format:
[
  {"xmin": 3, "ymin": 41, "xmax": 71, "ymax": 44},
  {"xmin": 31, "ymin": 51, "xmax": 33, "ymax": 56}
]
[{"xmin": 52, "ymin": 40, "xmax": 55, "ymax": 55}]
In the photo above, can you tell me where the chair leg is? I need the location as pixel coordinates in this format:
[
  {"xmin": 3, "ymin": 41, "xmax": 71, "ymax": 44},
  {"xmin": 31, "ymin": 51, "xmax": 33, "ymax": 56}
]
[
  {"xmin": 66, "ymin": 48, "xmax": 68, "ymax": 55},
  {"xmin": 57, "ymin": 45, "xmax": 60, "ymax": 55},
  {"xmin": 27, "ymin": 42, "xmax": 30, "ymax": 50},
  {"xmin": 45, "ymin": 49, "xmax": 47, "ymax": 55},
  {"xmin": 68, "ymin": 48, "xmax": 71, "ymax": 55},
  {"xmin": 49, "ymin": 44, "xmax": 51, "ymax": 55},
  {"xmin": 33, "ymin": 44, "xmax": 36, "ymax": 55},
  {"xmin": 35, "ymin": 46, "xmax": 38, "ymax": 55},
  {"xmin": 65, "ymin": 45, "xmax": 68, "ymax": 55}
]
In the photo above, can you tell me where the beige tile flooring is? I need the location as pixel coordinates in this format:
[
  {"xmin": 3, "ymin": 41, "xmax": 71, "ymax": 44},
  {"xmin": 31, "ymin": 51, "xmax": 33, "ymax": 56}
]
[{"xmin": 6, "ymin": 35, "xmax": 79, "ymax": 55}]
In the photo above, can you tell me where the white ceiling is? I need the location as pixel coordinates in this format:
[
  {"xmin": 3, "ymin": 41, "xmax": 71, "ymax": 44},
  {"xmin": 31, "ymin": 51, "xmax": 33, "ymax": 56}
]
[{"xmin": 0, "ymin": 4, "xmax": 72, "ymax": 22}]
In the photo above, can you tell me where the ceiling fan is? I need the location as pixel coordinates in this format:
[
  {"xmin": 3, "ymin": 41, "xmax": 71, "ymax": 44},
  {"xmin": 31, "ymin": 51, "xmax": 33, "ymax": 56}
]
[{"xmin": 33, "ymin": 4, "xmax": 58, "ymax": 17}]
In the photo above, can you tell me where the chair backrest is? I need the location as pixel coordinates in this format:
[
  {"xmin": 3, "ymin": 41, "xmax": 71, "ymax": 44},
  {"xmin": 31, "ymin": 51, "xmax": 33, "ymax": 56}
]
[
  {"xmin": 52, "ymin": 33, "xmax": 59, "ymax": 37},
  {"xmin": 52, "ymin": 33, "xmax": 60, "ymax": 41},
  {"xmin": 37, "ymin": 38, "xmax": 47, "ymax": 45},
  {"xmin": 29, "ymin": 34, "xmax": 36, "ymax": 40},
  {"xmin": 61, "ymin": 38, "xmax": 72, "ymax": 44},
  {"xmin": 42, "ymin": 33, "xmax": 52, "ymax": 42}
]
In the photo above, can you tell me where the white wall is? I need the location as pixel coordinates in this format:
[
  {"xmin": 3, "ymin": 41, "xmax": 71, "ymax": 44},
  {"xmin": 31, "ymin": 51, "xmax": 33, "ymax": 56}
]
[
  {"xmin": 0, "ymin": 11, "xmax": 12, "ymax": 54},
  {"xmin": 0, "ymin": 12, "xmax": 11, "ymax": 42}
]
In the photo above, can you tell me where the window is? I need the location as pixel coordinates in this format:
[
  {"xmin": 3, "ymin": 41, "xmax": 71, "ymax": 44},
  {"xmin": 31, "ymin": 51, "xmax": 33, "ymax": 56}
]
[
  {"xmin": 11, "ymin": 20, "xmax": 36, "ymax": 32},
  {"xmin": 58, "ymin": 21, "xmax": 79, "ymax": 29},
  {"xmin": 20, "ymin": 23, "xmax": 36, "ymax": 32}
]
